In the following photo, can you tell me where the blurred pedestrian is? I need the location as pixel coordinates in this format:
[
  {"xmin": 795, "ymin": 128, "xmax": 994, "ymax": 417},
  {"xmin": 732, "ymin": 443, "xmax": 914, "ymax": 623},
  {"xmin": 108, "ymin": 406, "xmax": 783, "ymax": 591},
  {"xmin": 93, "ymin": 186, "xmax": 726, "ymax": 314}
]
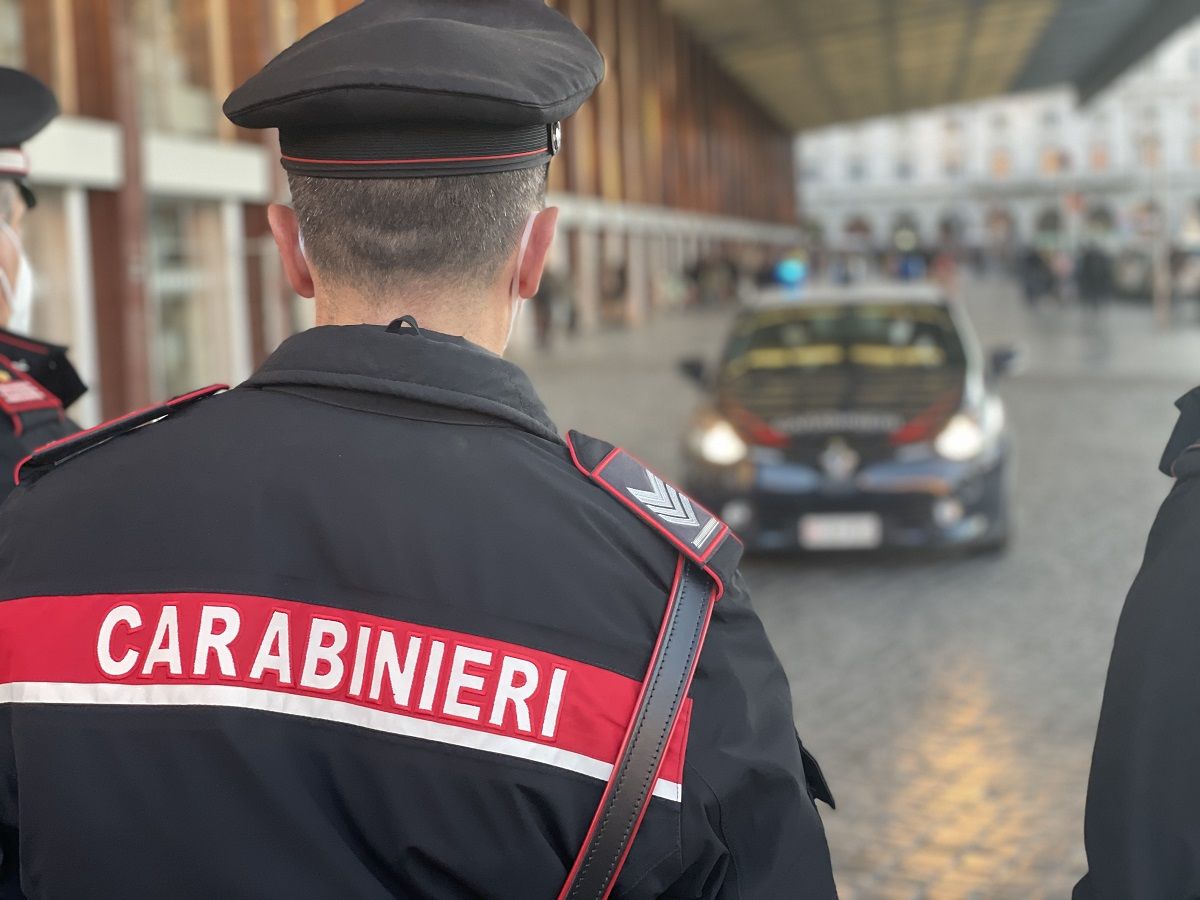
[
  {"xmin": 1076, "ymin": 244, "xmax": 1114, "ymax": 314},
  {"xmin": 1076, "ymin": 387, "xmax": 1200, "ymax": 898},
  {"xmin": 896, "ymin": 250, "xmax": 926, "ymax": 281},
  {"xmin": 932, "ymin": 248, "xmax": 959, "ymax": 296},
  {"xmin": 0, "ymin": 68, "xmax": 85, "ymax": 504},
  {"xmin": 532, "ymin": 267, "xmax": 570, "ymax": 350},
  {"xmin": 0, "ymin": 3, "xmax": 836, "ymax": 898},
  {"xmin": 1052, "ymin": 249, "xmax": 1074, "ymax": 303},
  {"xmin": 1018, "ymin": 246, "xmax": 1052, "ymax": 307}
]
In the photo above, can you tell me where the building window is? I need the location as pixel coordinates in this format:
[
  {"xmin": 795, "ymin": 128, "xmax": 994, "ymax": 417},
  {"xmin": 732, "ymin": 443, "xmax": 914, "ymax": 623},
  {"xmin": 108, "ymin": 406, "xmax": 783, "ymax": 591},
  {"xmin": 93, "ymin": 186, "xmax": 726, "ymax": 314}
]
[
  {"xmin": 135, "ymin": 0, "xmax": 220, "ymax": 137},
  {"xmin": 1041, "ymin": 108, "xmax": 1060, "ymax": 129},
  {"xmin": 1192, "ymin": 137, "xmax": 1200, "ymax": 169},
  {"xmin": 1138, "ymin": 134, "xmax": 1163, "ymax": 170},
  {"xmin": 1189, "ymin": 44, "xmax": 1200, "ymax": 74},
  {"xmin": 1089, "ymin": 144, "xmax": 1111, "ymax": 173},
  {"xmin": 803, "ymin": 161, "xmax": 821, "ymax": 182},
  {"xmin": 942, "ymin": 116, "xmax": 965, "ymax": 177},
  {"xmin": 895, "ymin": 157, "xmax": 914, "ymax": 180},
  {"xmin": 148, "ymin": 199, "xmax": 234, "ymax": 398},
  {"xmin": 0, "ymin": 0, "xmax": 22, "ymax": 66},
  {"xmin": 847, "ymin": 158, "xmax": 867, "ymax": 182},
  {"xmin": 1040, "ymin": 147, "xmax": 1068, "ymax": 176},
  {"xmin": 991, "ymin": 112, "xmax": 1008, "ymax": 133},
  {"xmin": 989, "ymin": 148, "xmax": 1011, "ymax": 179}
]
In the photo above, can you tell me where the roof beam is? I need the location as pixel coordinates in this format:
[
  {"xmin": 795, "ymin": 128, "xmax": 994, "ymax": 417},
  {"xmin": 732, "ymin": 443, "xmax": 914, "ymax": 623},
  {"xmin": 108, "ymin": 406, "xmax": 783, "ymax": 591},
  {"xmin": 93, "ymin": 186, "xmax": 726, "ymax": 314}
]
[
  {"xmin": 946, "ymin": 0, "xmax": 987, "ymax": 103},
  {"xmin": 767, "ymin": 0, "xmax": 846, "ymax": 123},
  {"xmin": 877, "ymin": 0, "xmax": 904, "ymax": 112}
]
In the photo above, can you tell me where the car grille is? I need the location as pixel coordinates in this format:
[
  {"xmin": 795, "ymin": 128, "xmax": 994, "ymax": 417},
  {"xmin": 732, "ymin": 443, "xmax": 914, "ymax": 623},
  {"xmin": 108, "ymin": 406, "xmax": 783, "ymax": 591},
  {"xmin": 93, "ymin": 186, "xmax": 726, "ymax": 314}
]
[{"xmin": 753, "ymin": 491, "xmax": 935, "ymax": 530}]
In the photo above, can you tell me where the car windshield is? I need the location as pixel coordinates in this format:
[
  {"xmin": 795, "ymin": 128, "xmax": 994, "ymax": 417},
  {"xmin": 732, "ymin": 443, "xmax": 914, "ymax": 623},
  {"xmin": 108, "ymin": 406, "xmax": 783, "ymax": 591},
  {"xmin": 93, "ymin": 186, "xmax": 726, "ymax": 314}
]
[{"xmin": 721, "ymin": 303, "xmax": 967, "ymax": 378}]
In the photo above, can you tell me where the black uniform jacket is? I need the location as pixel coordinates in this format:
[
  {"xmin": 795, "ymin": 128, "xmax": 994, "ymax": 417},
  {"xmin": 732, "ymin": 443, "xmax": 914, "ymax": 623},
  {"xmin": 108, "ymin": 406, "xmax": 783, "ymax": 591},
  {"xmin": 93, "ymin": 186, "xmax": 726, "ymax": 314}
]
[
  {"xmin": 0, "ymin": 329, "xmax": 83, "ymax": 503},
  {"xmin": 0, "ymin": 323, "xmax": 836, "ymax": 899},
  {"xmin": 1075, "ymin": 386, "xmax": 1200, "ymax": 899}
]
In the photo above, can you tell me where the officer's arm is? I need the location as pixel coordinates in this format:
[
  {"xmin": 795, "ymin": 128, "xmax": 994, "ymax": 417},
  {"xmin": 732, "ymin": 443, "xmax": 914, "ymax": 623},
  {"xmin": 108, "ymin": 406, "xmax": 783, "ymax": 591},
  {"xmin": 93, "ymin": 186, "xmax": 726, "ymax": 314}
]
[
  {"xmin": 665, "ymin": 570, "xmax": 838, "ymax": 897},
  {"xmin": 1079, "ymin": 474, "xmax": 1200, "ymax": 898}
]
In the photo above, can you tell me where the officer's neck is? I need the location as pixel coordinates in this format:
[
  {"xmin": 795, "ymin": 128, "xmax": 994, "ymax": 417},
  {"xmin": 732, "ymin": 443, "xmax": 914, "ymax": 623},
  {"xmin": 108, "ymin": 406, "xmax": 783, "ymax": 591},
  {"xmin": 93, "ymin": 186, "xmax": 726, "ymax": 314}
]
[{"xmin": 314, "ymin": 285, "xmax": 511, "ymax": 355}]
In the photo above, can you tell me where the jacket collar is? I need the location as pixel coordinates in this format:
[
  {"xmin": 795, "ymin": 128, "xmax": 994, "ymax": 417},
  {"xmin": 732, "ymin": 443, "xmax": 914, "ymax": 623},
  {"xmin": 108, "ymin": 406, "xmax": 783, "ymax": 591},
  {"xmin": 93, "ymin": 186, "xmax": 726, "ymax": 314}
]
[{"xmin": 243, "ymin": 323, "xmax": 561, "ymax": 444}]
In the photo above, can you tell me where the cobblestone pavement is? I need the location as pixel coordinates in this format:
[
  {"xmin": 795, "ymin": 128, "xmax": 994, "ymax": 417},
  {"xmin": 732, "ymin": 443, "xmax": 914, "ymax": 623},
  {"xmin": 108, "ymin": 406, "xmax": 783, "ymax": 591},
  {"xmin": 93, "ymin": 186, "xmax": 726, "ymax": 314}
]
[{"xmin": 515, "ymin": 279, "xmax": 1200, "ymax": 899}]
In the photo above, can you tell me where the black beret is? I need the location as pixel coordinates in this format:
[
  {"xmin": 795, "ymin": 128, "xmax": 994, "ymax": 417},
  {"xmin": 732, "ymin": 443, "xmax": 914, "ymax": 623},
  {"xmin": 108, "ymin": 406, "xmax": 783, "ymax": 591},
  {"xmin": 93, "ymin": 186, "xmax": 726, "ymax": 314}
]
[
  {"xmin": 224, "ymin": 0, "xmax": 604, "ymax": 179},
  {"xmin": 0, "ymin": 68, "xmax": 59, "ymax": 209}
]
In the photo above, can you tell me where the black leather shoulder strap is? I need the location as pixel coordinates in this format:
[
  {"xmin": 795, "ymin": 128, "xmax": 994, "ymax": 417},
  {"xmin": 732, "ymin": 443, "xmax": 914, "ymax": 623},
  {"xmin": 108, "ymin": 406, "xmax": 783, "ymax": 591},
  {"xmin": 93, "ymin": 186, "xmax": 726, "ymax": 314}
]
[
  {"xmin": 558, "ymin": 558, "xmax": 716, "ymax": 900},
  {"xmin": 561, "ymin": 430, "xmax": 738, "ymax": 898},
  {"xmin": 15, "ymin": 384, "xmax": 226, "ymax": 487}
]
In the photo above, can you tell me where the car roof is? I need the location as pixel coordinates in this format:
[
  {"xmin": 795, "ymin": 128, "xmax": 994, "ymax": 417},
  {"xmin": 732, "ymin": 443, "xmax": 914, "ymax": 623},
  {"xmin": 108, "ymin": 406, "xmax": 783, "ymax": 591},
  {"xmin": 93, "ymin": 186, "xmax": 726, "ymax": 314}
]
[{"xmin": 743, "ymin": 282, "xmax": 949, "ymax": 310}]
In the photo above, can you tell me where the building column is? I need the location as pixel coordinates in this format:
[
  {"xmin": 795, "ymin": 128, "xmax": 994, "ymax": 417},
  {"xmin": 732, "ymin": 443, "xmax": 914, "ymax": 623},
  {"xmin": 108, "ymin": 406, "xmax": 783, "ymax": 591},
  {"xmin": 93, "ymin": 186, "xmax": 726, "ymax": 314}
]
[
  {"xmin": 63, "ymin": 186, "xmax": 102, "ymax": 427},
  {"xmin": 625, "ymin": 231, "xmax": 649, "ymax": 326},
  {"xmin": 112, "ymin": 0, "xmax": 151, "ymax": 412},
  {"xmin": 646, "ymin": 234, "xmax": 669, "ymax": 312},
  {"xmin": 221, "ymin": 200, "xmax": 254, "ymax": 384},
  {"xmin": 571, "ymin": 228, "xmax": 601, "ymax": 333}
]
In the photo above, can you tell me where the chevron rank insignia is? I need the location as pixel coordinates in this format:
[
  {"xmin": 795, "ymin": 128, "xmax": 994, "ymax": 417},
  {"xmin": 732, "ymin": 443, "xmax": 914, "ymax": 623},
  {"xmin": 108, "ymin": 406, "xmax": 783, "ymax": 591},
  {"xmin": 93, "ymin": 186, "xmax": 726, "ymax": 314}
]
[{"xmin": 566, "ymin": 431, "xmax": 742, "ymax": 585}]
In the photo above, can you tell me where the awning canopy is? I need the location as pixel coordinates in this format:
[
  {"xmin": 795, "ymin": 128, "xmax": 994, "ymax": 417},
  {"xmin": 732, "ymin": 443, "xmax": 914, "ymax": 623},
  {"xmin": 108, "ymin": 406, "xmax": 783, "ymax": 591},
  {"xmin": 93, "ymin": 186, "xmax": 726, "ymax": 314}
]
[{"xmin": 662, "ymin": 0, "xmax": 1198, "ymax": 131}]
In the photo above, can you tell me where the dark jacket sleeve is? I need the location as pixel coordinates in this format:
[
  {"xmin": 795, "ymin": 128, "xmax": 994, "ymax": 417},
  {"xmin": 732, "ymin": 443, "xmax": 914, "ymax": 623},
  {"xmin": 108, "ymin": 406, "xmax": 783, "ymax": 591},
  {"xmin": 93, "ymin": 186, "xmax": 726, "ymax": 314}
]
[
  {"xmin": 1077, "ymin": 474, "xmax": 1200, "ymax": 899},
  {"xmin": 659, "ymin": 570, "xmax": 838, "ymax": 898}
]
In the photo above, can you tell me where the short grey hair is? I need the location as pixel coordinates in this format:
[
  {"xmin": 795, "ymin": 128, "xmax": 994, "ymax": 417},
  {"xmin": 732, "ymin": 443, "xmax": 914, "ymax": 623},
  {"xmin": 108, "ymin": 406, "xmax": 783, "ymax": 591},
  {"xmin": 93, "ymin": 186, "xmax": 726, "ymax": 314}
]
[{"xmin": 288, "ymin": 167, "xmax": 547, "ymax": 299}]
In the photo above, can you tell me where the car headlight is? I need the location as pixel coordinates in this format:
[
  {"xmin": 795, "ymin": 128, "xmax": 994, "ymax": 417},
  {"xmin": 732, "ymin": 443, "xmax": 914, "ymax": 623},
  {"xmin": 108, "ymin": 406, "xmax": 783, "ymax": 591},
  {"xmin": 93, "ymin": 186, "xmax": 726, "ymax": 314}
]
[
  {"xmin": 689, "ymin": 418, "xmax": 749, "ymax": 466},
  {"xmin": 934, "ymin": 414, "xmax": 985, "ymax": 461}
]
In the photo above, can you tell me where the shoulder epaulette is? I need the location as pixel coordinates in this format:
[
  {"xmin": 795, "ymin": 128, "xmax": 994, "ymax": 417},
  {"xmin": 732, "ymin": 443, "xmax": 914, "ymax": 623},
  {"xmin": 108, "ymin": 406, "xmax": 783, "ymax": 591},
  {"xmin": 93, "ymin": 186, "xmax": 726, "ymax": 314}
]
[
  {"xmin": 15, "ymin": 384, "xmax": 227, "ymax": 487},
  {"xmin": 0, "ymin": 352, "xmax": 64, "ymax": 437},
  {"xmin": 566, "ymin": 430, "xmax": 742, "ymax": 597}
]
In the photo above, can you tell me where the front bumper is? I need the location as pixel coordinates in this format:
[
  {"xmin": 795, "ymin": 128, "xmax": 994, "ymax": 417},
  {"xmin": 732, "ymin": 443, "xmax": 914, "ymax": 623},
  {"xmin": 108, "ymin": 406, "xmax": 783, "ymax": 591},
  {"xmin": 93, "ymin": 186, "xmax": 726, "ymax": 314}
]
[{"xmin": 686, "ymin": 449, "xmax": 1009, "ymax": 552}]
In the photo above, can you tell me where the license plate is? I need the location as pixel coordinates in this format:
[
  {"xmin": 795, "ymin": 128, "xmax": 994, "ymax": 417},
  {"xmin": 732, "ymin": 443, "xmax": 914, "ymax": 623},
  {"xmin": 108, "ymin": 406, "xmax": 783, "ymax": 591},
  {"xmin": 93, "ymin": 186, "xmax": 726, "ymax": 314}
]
[{"xmin": 799, "ymin": 513, "xmax": 883, "ymax": 550}]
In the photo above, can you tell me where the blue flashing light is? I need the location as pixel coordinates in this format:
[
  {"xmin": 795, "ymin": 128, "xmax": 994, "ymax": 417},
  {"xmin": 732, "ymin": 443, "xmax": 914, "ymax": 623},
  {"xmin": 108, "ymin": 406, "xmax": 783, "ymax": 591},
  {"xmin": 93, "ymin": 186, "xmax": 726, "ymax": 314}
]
[{"xmin": 775, "ymin": 258, "xmax": 807, "ymax": 287}]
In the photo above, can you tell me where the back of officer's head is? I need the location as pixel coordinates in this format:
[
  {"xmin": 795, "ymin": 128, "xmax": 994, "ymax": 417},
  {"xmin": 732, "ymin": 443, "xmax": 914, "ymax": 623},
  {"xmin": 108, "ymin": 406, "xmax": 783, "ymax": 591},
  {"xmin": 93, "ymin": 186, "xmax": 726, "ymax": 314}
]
[
  {"xmin": 224, "ymin": 1, "xmax": 602, "ymax": 338},
  {"xmin": 287, "ymin": 166, "xmax": 547, "ymax": 299}
]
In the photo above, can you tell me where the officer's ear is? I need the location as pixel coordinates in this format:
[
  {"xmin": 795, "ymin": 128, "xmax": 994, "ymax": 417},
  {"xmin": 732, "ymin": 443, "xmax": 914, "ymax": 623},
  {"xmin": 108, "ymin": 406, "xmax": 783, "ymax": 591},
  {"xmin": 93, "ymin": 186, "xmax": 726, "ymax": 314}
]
[
  {"xmin": 516, "ymin": 206, "xmax": 559, "ymax": 301},
  {"xmin": 267, "ymin": 203, "xmax": 316, "ymax": 299}
]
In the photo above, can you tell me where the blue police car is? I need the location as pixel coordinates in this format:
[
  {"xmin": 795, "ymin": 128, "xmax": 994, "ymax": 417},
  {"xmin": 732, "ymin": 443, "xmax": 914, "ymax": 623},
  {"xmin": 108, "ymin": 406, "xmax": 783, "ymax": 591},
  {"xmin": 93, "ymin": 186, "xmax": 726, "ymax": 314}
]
[{"xmin": 679, "ymin": 284, "xmax": 1017, "ymax": 553}]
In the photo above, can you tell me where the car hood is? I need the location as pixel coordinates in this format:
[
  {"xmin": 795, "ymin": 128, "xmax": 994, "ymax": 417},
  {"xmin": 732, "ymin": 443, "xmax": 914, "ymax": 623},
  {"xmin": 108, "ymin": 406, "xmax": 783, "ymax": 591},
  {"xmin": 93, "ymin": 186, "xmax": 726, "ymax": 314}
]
[{"xmin": 717, "ymin": 366, "xmax": 965, "ymax": 444}]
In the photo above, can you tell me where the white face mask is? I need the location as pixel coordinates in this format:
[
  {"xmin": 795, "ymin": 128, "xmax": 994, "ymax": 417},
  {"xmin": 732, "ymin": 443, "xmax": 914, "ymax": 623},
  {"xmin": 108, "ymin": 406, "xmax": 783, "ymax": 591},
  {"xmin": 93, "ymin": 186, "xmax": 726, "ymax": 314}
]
[
  {"xmin": 0, "ymin": 221, "xmax": 34, "ymax": 334},
  {"xmin": 505, "ymin": 211, "xmax": 539, "ymax": 351}
]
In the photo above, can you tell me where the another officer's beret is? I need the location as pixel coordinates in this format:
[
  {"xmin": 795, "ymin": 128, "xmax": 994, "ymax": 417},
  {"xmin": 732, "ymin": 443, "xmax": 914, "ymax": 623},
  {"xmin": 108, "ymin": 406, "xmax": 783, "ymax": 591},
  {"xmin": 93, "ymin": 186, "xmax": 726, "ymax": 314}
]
[
  {"xmin": 224, "ymin": 0, "xmax": 604, "ymax": 179},
  {"xmin": 0, "ymin": 68, "xmax": 59, "ymax": 210}
]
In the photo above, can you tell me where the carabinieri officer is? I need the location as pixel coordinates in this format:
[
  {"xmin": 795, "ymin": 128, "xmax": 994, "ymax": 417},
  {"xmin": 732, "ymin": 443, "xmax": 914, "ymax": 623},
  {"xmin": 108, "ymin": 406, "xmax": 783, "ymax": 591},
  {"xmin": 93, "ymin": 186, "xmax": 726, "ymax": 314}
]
[
  {"xmin": 0, "ymin": 2, "xmax": 836, "ymax": 897},
  {"xmin": 0, "ymin": 69, "xmax": 85, "ymax": 502}
]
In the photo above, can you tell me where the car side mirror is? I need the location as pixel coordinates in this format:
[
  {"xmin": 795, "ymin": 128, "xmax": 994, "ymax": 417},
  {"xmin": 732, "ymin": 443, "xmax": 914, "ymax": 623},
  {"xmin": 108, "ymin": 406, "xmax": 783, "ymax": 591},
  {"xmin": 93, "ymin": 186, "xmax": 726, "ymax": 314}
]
[
  {"xmin": 989, "ymin": 345, "xmax": 1025, "ymax": 379},
  {"xmin": 678, "ymin": 357, "xmax": 709, "ymax": 388}
]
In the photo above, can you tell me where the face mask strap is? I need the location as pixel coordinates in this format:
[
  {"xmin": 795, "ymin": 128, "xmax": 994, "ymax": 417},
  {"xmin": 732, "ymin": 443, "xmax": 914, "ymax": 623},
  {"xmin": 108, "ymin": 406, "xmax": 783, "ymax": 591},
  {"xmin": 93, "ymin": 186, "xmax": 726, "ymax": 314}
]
[
  {"xmin": 0, "ymin": 221, "xmax": 21, "ymax": 264},
  {"xmin": 0, "ymin": 220, "xmax": 33, "ymax": 333},
  {"xmin": 504, "ymin": 211, "xmax": 541, "ymax": 351}
]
